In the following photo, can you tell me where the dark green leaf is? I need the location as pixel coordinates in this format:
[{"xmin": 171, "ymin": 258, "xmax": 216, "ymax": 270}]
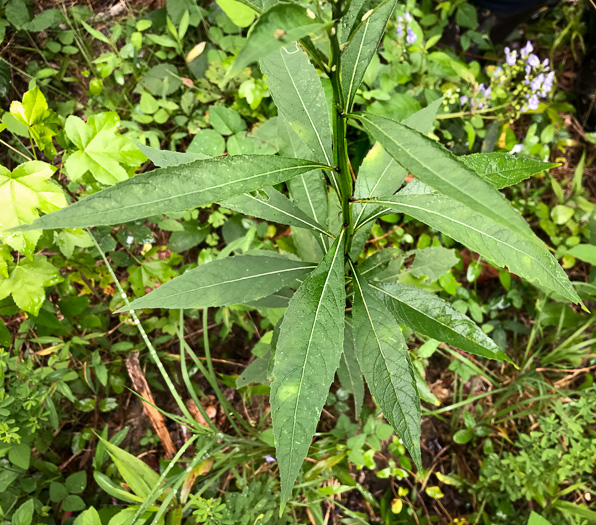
[
  {"xmin": 341, "ymin": 0, "xmax": 397, "ymax": 112},
  {"xmin": 460, "ymin": 153, "xmax": 558, "ymax": 189},
  {"xmin": 357, "ymin": 113, "xmax": 536, "ymax": 241},
  {"xmin": 375, "ymin": 283, "xmax": 511, "ymax": 362},
  {"xmin": 271, "ymin": 231, "xmax": 347, "ymax": 503},
  {"xmin": 19, "ymin": 156, "xmax": 330, "ymax": 230},
  {"xmin": 237, "ymin": 351, "xmax": 271, "ymax": 387},
  {"xmin": 8, "ymin": 443, "xmax": 30, "ymax": 470},
  {"xmin": 221, "ymin": 187, "xmax": 331, "ymax": 240},
  {"xmin": 350, "ymin": 264, "xmax": 421, "ymax": 468},
  {"xmin": 364, "ymin": 191, "xmax": 581, "ymax": 304},
  {"xmin": 261, "ymin": 43, "xmax": 336, "ymax": 191},
  {"xmin": 121, "ymin": 254, "xmax": 315, "ymax": 310},
  {"xmin": 337, "ymin": 321, "xmax": 365, "ymax": 418},
  {"xmin": 134, "ymin": 140, "xmax": 207, "ymax": 167}
]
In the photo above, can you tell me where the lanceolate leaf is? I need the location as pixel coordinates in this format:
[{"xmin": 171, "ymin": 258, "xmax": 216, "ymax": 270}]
[
  {"xmin": 363, "ymin": 193, "xmax": 581, "ymax": 304},
  {"xmin": 225, "ymin": 4, "xmax": 325, "ymax": 81},
  {"xmin": 374, "ymin": 282, "xmax": 512, "ymax": 362},
  {"xmin": 134, "ymin": 141, "xmax": 208, "ymax": 167},
  {"xmin": 353, "ymin": 143, "xmax": 406, "ymax": 228},
  {"xmin": 120, "ymin": 254, "xmax": 315, "ymax": 311},
  {"xmin": 99, "ymin": 437, "xmax": 162, "ymax": 500},
  {"xmin": 279, "ymin": 118, "xmax": 329, "ymax": 260},
  {"xmin": 261, "ymin": 43, "xmax": 338, "ymax": 193},
  {"xmin": 357, "ymin": 113, "xmax": 536, "ymax": 241},
  {"xmin": 350, "ymin": 263, "xmax": 421, "ymax": 468},
  {"xmin": 341, "ymin": 0, "xmax": 397, "ymax": 112},
  {"xmin": 459, "ymin": 152, "xmax": 558, "ymax": 189},
  {"xmin": 221, "ymin": 187, "xmax": 331, "ymax": 241},
  {"xmin": 271, "ymin": 231, "xmax": 346, "ymax": 504},
  {"xmin": 19, "ymin": 156, "xmax": 330, "ymax": 231},
  {"xmin": 337, "ymin": 320, "xmax": 365, "ymax": 418},
  {"xmin": 351, "ymin": 100, "xmax": 441, "ymax": 257},
  {"xmin": 340, "ymin": 0, "xmax": 368, "ymax": 42}
]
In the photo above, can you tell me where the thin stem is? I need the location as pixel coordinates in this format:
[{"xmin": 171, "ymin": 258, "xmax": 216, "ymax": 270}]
[
  {"xmin": 436, "ymin": 104, "xmax": 508, "ymax": 120},
  {"xmin": 0, "ymin": 139, "xmax": 33, "ymax": 161},
  {"xmin": 88, "ymin": 231, "xmax": 200, "ymax": 428}
]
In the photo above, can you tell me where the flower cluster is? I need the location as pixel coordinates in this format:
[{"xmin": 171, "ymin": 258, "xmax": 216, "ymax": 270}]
[
  {"xmin": 494, "ymin": 40, "xmax": 555, "ymax": 113},
  {"xmin": 448, "ymin": 40, "xmax": 556, "ymax": 121},
  {"xmin": 396, "ymin": 12, "xmax": 417, "ymax": 44}
]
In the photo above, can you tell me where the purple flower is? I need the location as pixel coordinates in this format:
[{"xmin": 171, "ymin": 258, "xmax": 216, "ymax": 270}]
[
  {"xmin": 520, "ymin": 41, "xmax": 533, "ymax": 59},
  {"xmin": 542, "ymin": 71, "xmax": 555, "ymax": 93},
  {"xmin": 531, "ymin": 73, "xmax": 545, "ymax": 91},
  {"xmin": 542, "ymin": 58, "xmax": 550, "ymax": 67},
  {"xmin": 406, "ymin": 27, "xmax": 417, "ymax": 43},
  {"xmin": 505, "ymin": 47, "xmax": 517, "ymax": 65},
  {"xmin": 510, "ymin": 144, "xmax": 523, "ymax": 154},
  {"xmin": 527, "ymin": 54, "xmax": 540, "ymax": 67},
  {"xmin": 525, "ymin": 65, "xmax": 532, "ymax": 75},
  {"xmin": 396, "ymin": 22, "xmax": 403, "ymax": 36},
  {"xmin": 478, "ymin": 83, "xmax": 491, "ymax": 98},
  {"xmin": 494, "ymin": 67, "xmax": 502, "ymax": 77},
  {"xmin": 405, "ymin": 11, "xmax": 412, "ymax": 22},
  {"xmin": 264, "ymin": 455, "xmax": 276, "ymax": 463},
  {"xmin": 528, "ymin": 95, "xmax": 540, "ymax": 110},
  {"xmin": 460, "ymin": 95, "xmax": 469, "ymax": 105}
]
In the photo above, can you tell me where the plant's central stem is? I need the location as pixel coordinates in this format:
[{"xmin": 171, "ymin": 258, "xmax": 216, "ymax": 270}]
[{"xmin": 329, "ymin": 8, "xmax": 354, "ymax": 254}]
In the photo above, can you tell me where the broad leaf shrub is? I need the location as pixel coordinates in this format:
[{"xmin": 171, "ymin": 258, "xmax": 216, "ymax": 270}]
[{"xmin": 15, "ymin": 0, "xmax": 583, "ymax": 506}]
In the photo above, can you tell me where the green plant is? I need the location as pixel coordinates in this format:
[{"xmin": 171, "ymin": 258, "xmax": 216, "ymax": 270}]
[
  {"xmin": 474, "ymin": 387, "xmax": 596, "ymax": 523},
  {"xmin": 15, "ymin": 0, "xmax": 584, "ymax": 509}
]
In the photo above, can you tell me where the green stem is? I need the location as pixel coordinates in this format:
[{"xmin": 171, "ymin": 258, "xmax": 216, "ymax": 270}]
[
  {"xmin": 328, "ymin": 8, "xmax": 354, "ymax": 255},
  {"xmin": 88, "ymin": 231, "xmax": 200, "ymax": 428}
]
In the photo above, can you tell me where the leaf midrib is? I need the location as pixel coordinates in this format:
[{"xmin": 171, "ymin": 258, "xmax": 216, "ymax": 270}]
[
  {"xmin": 359, "ymin": 115, "xmax": 533, "ymax": 239},
  {"xmin": 368, "ymin": 196, "xmax": 572, "ymax": 299},
  {"xmin": 287, "ymin": 229, "xmax": 345, "ymax": 467},
  {"xmin": 351, "ymin": 264, "xmax": 416, "ymax": 447},
  {"xmin": 37, "ymin": 163, "xmax": 326, "ymax": 225},
  {"xmin": 129, "ymin": 264, "xmax": 316, "ymax": 305},
  {"xmin": 242, "ymin": 192, "xmax": 332, "ymax": 237},
  {"xmin": 370, "ymin": 283, "xmax": 500, "ymax": 355}
]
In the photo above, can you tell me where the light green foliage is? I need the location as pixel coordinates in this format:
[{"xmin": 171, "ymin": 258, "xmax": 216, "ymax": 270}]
[
  {"xmin": 0, "ymin": 161, "xmax": 65, "ymax": 258},
  {"xmin": 0, "ymin": 255, "xmax": 62, "ymax": 315},
  {"xmin": 64, "ymin": 112, "xmax": 146, "ymax": 185},
  {"xmin": 9, "ymin": 87, "xmax": 59, "ymax": 156},
  {"xmin": 216, "ymin": 0, "xmax": 257, "ymax": 27},
  {"xmin": 271, "ymin": 232, "xmax": 346, "ymax": 503},
  {"xmin": 225, "ymin": 4, "xmax": 325, "ymax": 81},
  {"xmin": 99, "ymin": 436, "xmax": 163, "ymax": 500},
  {"xmin": 477, "ymin": 389, "xmax": 596, "ymax": 521}
]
